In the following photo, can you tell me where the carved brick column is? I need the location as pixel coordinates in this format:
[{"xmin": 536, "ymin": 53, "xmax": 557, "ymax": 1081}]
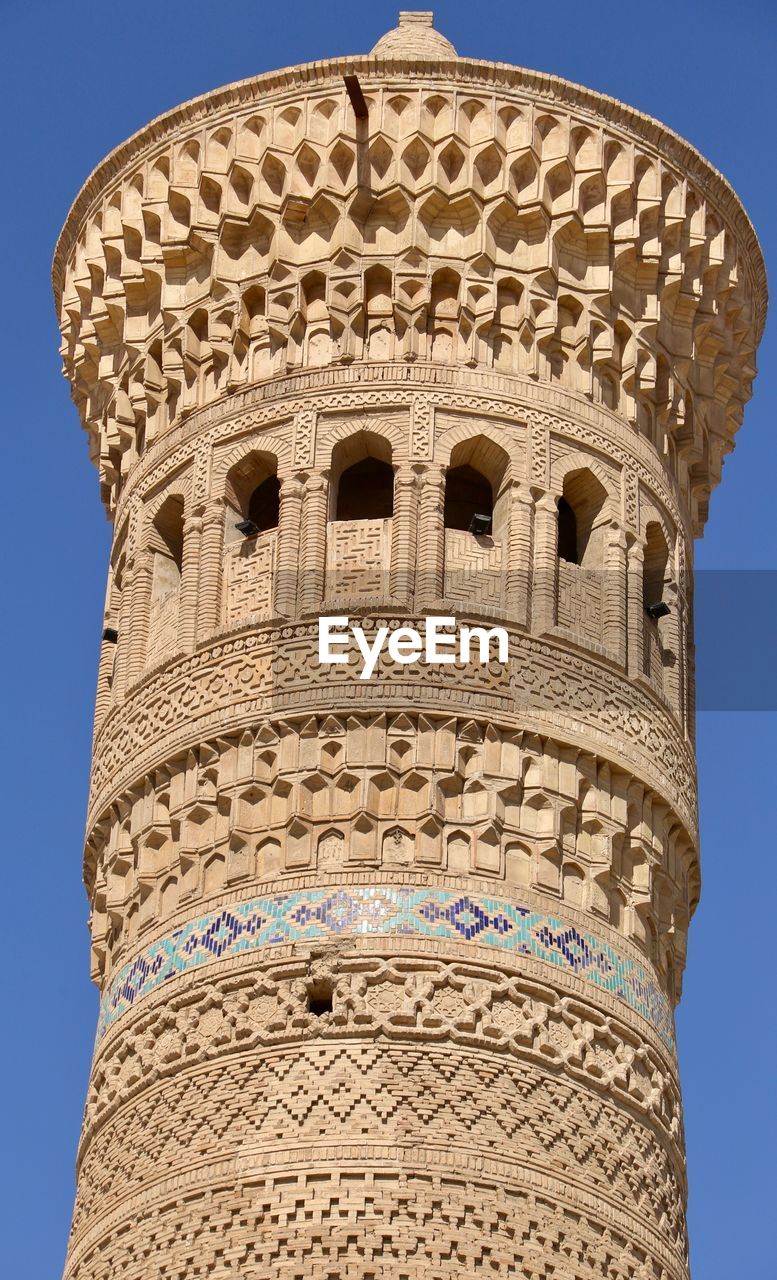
[
  {"xmin": 604, "ymin": 521, "xmax": 628, "ymax": 663},
  {"xmin": 663, "ymin": 577, "xmax": 682, "ymax": 717},
  {"xmin": 179, "ymin": 513, "xmax": 202, "ymax": 653},
  {"xmin": 415, "ymin": 464, "xmax": 445, "ymax": 608},
  {"xmin": 274, "ymin": 475, "xmax": 304, "ymax": 617},
  {"xmin": 531, "ymin": 492, "xmax": 559, "ymax": 634},
  {"xmin": 508, "ymin": 482, "xmax": 534, "ymax": 627},
  {"xmin": 94, "ymin": 569, "xmax": 116, "ymax": 726},
  {"xmin": 390, "ymin": 464, "xmax": 418, "ymax": 605},
  {"xmin": 126, "ymin": 545, "xmax": 153, "ymax": 685},
  {"xmin": 300, "ymin": 473, "xmax": 328, "ymax": 612},
  {"xmin": 196, "ymin": 499, "xmax": 225, "ymax": 639}
]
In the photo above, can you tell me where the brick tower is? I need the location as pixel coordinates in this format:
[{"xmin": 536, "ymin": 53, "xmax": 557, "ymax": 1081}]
[{"xmin": 54, "ymin": 13, "xmax": 765, "ymax": 1279}]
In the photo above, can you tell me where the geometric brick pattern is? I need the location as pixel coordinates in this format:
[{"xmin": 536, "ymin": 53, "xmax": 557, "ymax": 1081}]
[
  {"xmin": 67, "ymin": 1165, "xmax": 684, "ymax": 1280},
  {"xmin": 326, "ymin": 518, "xmax": 391, "ymax": 599},
  {"xmin": 84, "ymin": 954, "xmax": 683, "ymax": 1155},
  {"xmin": 223, "ymin": 532, "xmax": 275, "ymax": 624},
  {"xmin": 69, "ymin": 1043, "xmax": 688, "ymax": 1271}
]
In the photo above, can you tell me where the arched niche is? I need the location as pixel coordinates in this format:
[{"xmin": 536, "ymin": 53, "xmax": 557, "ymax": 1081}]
[
  {"xmin": 363, "ymin": 263, "xmax": 394, "ymax": 361},
  {"xmin": 428, "ymin": 267, "xmax": 461, "ymax": 363},
  {"xmin": 556, "ymin": 468, "xmax": 608, "ymax": 568},
  {"xmin": 222, "ymin": 449, "xmax": 280, "ymax": 625},
  {"xmin": 326, "ymin": 431, "xmax": 394, "ymax": 599},
  {"xmin": 147, "ymin": 492, "xmax": 185, "ymax": 661},
  {"xmin": 442, "ymin": 434, "xmax": 511, "ymax": 610},
  {"xmin": 330, "ymin": 431, "xmax": 394, "ymax": 521},
  {"xmin": 301, "ymin": 270, "xmax": 331, "ymax": 367},
  {"xmin": 554, "ymin": 465, "xmax": 610, "ymax": 646}
]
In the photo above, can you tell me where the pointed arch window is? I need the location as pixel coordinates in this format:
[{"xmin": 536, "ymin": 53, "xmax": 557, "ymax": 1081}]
[
  {"xmin": 556, "ymin": 470, "xmax": 607, "ymax": 568},
  {"xmin": 247, "ymin": 475, "xmax": 280, "ymax": 532},
  {"xmin": 147, "ymin": 493, "xmax": 185, "ymax": 660},
  {"xmin": 643, "ymin": 522, "xmax": 670, "ymax": 613},
  {"xmin": 327, "ymin": 432, "xmax": 394, "ymax": 599},
  {"xmin": 222, "ymin": 451, "xmax": 280, "ymax": 626},
  {"xmin": 444, "ymin": 464, "xmax": 494, "ymax": 533},
  {"xmin": 226, "ymin": 451, "xmax": 280, "ymax": 536},
  {"xmin": 335, "ymin": 457, "xmax": 394, "ymax": 520}
]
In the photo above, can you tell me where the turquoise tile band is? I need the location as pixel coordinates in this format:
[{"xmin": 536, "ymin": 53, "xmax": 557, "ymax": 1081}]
[{"xmin": 97, "ymin": 886, "xmax": 674, "ymax": 1049}]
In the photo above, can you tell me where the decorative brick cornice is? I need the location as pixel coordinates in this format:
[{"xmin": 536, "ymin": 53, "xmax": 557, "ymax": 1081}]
[{"xmin": 53, "ymin": 54, "xmax": 766, "ymax": 332}]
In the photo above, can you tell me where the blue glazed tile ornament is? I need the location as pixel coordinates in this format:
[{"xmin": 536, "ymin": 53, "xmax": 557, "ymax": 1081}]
[{"xmin": 97, "ymin": 885, "xmax": 674, "ymax": 1049}]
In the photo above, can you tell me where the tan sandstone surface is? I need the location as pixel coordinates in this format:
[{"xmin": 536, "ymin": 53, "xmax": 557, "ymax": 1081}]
[{"xmin": 53, "ymin": 12, "xmax": 766, "ymax": 1279}]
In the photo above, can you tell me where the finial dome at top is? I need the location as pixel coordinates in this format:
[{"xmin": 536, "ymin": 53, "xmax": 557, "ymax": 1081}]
[{"xmin": 371, "ymin": 10, "xmax": 457, "ymax": 58}]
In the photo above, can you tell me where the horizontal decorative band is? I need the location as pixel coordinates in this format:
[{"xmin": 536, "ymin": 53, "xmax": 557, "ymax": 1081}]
[{"xmin": 97, "ymin": 886, "xmax": 674, "ymax": 1049}]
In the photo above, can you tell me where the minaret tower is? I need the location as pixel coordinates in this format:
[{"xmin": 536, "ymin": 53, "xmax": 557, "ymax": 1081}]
[{"xmin": 55, "ymin": 13, "xmax": 764, "ymax": 1279}]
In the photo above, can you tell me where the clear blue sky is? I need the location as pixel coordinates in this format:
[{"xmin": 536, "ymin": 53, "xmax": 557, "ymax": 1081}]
[{"xmin": 1, "ymin": 2, "xmax": 774, "ymax": 1275}]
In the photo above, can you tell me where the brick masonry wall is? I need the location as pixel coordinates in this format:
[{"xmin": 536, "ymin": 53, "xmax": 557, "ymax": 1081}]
[{"xmin": 54, "ymin": 15, "xmax": 765, "ymax": 1278}]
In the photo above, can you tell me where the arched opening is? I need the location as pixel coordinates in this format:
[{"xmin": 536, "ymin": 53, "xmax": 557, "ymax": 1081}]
[
  {"xmin": 247, "ymin": 474, "xmax": 280, "ymax": 532},
  {"xmin": 556, "ymin": 469, "xmax": 607, "ymax": 568},
  {"xmin": 225, "ymin": 450, "xmax": 280, "ymax": 535},
  {"xmin": 445, "ymin": 437, "xmax": 509, "ymax": 536},
  {"xmin": 444, "ymin": 465, "xmax": 493, "ymax": 533},
  {"xmin": 152, "ymin": 494, "xmax": 184, "ymax": 570},
  {"xmin": 327, "ymin": 432, "xmax": 394, "ymax": 598},
  {"xmin": 147, "ymin": 493, "xmax": 185, "ymax": 661},
  {"xmin": 306, "ymin": 979, "xmax": 334, "ymax": 1017},
  {"xmin": 102, "ymin": 561, "xmax": 123, "ymax": 698},
  {"xmin": 222, "ymin": 451, "xmax": 279, "ymax": 625},
  {"xmin": 643, "ymin": 521, "xmax": 671, "ymax": 685},
  {"xmin": 331, "ymin": 432, "xmax": 395, "ymax": 522},
  {"xmin": 443, "ymin": 436, "xmax": 510, "ymax": 608},
  {"xmin": 557, "ymin": 497, "xmax": 578, "ymax": 563},
  {"xmin": 335, "ymin": 457, "xmax": 394, "ymax": 520},
  {"xmin": 555, "ymin": 467, "xmax": 609, "ymax": 644},
  {"xmin": 643, "ymin": 522, "xmax": 669, "ymax": 612}
]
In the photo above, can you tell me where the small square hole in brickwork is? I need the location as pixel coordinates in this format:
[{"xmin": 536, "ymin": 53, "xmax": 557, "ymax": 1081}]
[{"xmin": 307, "ymin": 981, "xmax": 334, "ymax": 1017}]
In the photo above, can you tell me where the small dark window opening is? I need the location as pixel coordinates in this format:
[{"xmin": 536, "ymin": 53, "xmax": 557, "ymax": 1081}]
[
  {"xmin": 335, "ymin": 457, "xmax": 394, "ymax": 520},
  {"xmin": 557, "ymin": 497, "xmax": 578, "ymax": 564},
  {"xmin": 444, "ymin": 465, "xmax": 493, "ymax": 532},
  {"xmin": 307, "ymin": 981, "xmax": 334, "ymax": 1017},
  {"xmin": 247, "ymin": 475, "xmax": 280, "ymax": 532},
  {"xmin": 154, "ymin": 495, "xmax": 185, "ymax": 570},
  {"xmin": 643, "ymin": 524, "xmax": 669, "ymax": 614}
]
